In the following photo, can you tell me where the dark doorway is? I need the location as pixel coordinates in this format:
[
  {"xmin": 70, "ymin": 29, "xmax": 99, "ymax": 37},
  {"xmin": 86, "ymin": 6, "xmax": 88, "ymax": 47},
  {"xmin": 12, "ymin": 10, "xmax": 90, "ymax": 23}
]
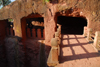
[{"xmin": 57, "ymin": 16, "xmax": 87, "ymax": 34}]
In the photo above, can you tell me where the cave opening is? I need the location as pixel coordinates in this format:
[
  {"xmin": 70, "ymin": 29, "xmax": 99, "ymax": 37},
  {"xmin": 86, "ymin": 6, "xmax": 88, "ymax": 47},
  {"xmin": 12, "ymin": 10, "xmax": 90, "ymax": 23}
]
[{"xmin": 57, "ymin": 16, "xmax": 87, "ymax": 35}]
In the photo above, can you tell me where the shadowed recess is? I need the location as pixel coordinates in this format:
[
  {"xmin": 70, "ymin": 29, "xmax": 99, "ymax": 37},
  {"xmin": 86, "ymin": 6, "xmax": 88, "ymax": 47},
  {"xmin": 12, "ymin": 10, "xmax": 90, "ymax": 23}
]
[
  {"xmin": 57, "ymin": 16, "xmax": 87, "ymax": 34},
  {"xmin": 60, "ymin": 34, "xmax": 100, "ymax": 63}
]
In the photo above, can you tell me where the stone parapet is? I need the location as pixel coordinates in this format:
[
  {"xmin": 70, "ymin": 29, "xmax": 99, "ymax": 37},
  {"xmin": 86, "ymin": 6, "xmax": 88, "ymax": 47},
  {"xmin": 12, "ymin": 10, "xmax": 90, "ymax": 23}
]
[
  {"xmin": 87, "ymin": 28, "xmax": 92, "ymax": 42},
  {"xmin": 93, "ymin": 31, "xmax": 100, "ymax": 50},
  {"xmin": 47, "ymin": 24, "xmax": 61, "ymax": 66},
  {"xmin": 83, "ymin": 26, "xmax": 87, "ymax": 37}
]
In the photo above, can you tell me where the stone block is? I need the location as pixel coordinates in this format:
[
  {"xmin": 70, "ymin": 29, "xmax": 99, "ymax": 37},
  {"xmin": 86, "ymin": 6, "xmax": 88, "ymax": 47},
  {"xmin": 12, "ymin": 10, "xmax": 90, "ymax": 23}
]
[
  {"xmin": 47, "ymin": 48, "xmax": 59, "ymax": 66},
  {"xmin": 83, "ymin": 26, "xmax": 87, "ymax": 37},
  {"xmin": 52, "ymin": 48, "xmax": 58, "ymax": 62},
  {"xmin": 95, "ymin": 31, "xmax": 100, "ymax": 37},
  {"xmin": 87, "ymin": 28, "xmax": 92, "ymax": 42},
  {"xmin": 51, "ymin": 38, "xmax": 58, "ymax": 47},
  {"xmin": 55, "ymin": 32, "xmax": 59, "ymax": 37}
]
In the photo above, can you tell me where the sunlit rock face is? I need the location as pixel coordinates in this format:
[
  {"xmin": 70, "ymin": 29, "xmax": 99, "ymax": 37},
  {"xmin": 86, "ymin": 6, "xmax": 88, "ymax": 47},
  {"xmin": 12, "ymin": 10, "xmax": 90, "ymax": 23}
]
[
  {"xmin": 0, "ymin": 0, "xmax": 100, "ymax": 47},
  {"xmin": 0, "ymin": 0, "xmax": 100, "ymax": 67},
  {"xmin": 1, "ymin": 0, "xmax": 100, "ymax": 44}
]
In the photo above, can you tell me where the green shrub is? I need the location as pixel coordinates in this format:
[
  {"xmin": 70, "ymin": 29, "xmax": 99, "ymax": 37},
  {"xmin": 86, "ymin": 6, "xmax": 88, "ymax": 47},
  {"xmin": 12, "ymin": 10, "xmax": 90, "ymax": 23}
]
[
  {"xmin": 43, "ymin": 0, "xmax": 49, "ymax": 4},
  {"xmin": 8, "ymin": 19, "xmax": 13, "ymax": 22}
]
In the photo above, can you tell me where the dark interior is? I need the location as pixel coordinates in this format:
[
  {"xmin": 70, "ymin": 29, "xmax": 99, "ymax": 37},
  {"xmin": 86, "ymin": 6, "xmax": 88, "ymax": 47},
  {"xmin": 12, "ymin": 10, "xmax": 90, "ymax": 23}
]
[
  {"xmin": 57, "ymin": 16, "xmax": 87, "ymax": 34},
  {"xmin": 26, "ymin": 17, "xmax": 44, "ymax": 28},
  {"xmin": 26, "ymin": 17, "xmax": 44, "ymax": 37}
]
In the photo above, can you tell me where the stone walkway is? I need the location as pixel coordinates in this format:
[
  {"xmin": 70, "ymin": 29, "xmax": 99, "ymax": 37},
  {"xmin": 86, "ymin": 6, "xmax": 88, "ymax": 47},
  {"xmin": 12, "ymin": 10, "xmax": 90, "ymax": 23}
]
[{"xmin": 56, "ymin": 34, "xmax": 100, "ymax": 67}]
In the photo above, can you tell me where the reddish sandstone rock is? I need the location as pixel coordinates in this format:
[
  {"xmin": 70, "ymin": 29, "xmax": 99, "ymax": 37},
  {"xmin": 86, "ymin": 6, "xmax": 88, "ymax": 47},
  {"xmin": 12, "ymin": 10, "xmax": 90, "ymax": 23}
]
[{"xmin": 0, "ymin": 0, "xmax": 100, "ymax": 46}]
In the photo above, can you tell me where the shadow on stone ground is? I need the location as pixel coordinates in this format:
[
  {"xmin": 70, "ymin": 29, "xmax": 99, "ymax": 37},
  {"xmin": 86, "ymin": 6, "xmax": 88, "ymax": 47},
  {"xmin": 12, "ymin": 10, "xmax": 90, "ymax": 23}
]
[{"xmin": 59, "ymin": 34, "xmax": 100, "ymax": 63}]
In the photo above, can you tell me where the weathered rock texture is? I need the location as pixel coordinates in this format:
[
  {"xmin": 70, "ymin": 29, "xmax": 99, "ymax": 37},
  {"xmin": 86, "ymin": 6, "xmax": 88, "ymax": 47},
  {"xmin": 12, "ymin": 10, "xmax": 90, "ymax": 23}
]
[
  {"xmin": 0, "ymin": 0, "xmax": 100, "ymax": 46},
  {"xmin": 0, "ymin": 0, "xmax": 100, "ymax": 67},
  {"xmin": 5, "ymin": 37, "xmax": 22, "ymax": 67},
  {"xmin": 0, "ymin": 20, "xmax": 8, "ymax": 67}
]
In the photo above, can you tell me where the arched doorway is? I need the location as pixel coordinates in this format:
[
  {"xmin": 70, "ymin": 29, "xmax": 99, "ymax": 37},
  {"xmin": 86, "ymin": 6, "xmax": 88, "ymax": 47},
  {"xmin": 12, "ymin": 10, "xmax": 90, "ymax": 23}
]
[
  {"xmin": 21, "ymin": 13, "xmax": 45, "ymax": 41},
  {"xmin": 21, "ymin": 13, "xmax": 45, "ymax": 67}
]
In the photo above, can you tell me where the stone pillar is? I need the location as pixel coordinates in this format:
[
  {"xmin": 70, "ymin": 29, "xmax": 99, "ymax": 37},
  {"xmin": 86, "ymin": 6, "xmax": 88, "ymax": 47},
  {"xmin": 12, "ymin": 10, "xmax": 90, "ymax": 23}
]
[
  {"xmin": 56, "ymin": 24, "xmax": 61, "ymax": 56},
  {"xmin": 27, "ymin": 28, "xmax": 31, "ymax": 38},
  {"xmin": 57, "ymin": 24, "xmax": 61, "ymax": 38},
  {"xmin": 44, "ymin": 5, "xmax": 57, "ymax": 46},
  {"xmin": 37, "ymin": 29, "xmax": 41, "ymax": 39},
  {"xmin": 93, "ymin": 31, "xmax": 100, "ymax": 49},
  {"xmin": 55, "ymin": 32, "xmax": 60, "ymax": 56},
  {"xmin": 83, "ymin": 26, "xmax": 87, "ymax": 37},
  {"xmin": 47, "ymin": 38, "xmax": 59, "ymax": 66},
  {"xmin": 55, "ymin": 32, "xmax": 60, "ymax": 44},
  {"xmin": 87, "ymin": 28, "xmax": 92, "ymax": 42},
  {"xmin": 32, "ymin": 28, "xmax": 36, "ymax": 38},
  {"xmin": 10, "ymin": 28, "xmax": 14, "ymax": 36}
]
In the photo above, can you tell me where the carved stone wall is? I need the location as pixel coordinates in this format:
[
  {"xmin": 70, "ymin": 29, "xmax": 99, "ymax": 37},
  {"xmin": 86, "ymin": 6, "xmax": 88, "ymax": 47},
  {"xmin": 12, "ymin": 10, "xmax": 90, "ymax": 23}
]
[{"xmin": 0, "ymin": 0, "xmax": 100, "ymax": 46}]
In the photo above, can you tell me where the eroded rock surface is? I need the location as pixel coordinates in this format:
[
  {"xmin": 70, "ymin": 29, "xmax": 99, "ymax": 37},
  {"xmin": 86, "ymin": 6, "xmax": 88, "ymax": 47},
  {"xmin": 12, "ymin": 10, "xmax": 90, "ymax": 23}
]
[{"xmin": 0, "ymin": 0, "xmax": 100, "ymax": 45}]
